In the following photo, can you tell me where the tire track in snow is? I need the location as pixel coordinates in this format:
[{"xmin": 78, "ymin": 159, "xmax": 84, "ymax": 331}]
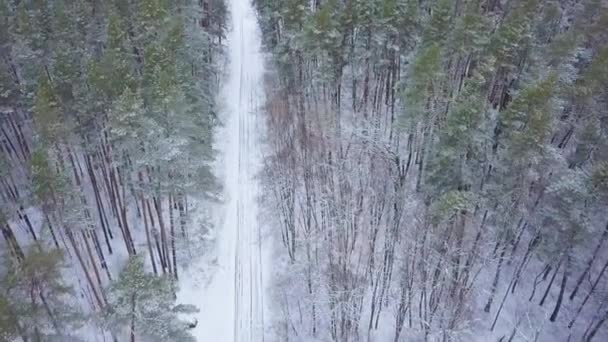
[
  {"xmin": 177, "ymin": 0, "xmax": 266, "ymax": 340},
  {"xmin": 231, "ymin": 0, "xmax": 266, "ymax": 340}
]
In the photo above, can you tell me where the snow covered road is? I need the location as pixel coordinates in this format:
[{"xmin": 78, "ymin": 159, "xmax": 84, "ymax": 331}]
[
  {"xmin": 230, "ymin": 0, "xmax": 267, "ymax": 339},
  {"xmin": 178, "ymin": 0, "xmax": 267, "ymax": 340}
]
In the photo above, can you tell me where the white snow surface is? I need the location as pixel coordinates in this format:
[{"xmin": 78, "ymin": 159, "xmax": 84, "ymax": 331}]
[{"xmin": 178, "ymin": 0, "xmax": 269, "ymax": 340}]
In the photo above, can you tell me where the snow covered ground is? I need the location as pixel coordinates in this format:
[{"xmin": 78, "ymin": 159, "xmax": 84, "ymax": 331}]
[{"xmin": 177, "ymin": 0, "xmax": 269, "ymax": 340}]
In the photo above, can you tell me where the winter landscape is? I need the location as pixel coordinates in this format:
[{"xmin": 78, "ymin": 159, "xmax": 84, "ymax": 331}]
[{"xmin": 1, "ymin": 0, "xmax": 608, "ymax": 341}]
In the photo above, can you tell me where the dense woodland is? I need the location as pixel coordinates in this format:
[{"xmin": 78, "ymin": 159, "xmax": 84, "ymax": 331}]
[
  {"xmin": 0, "ymin": 0, "xmax": 226, "ymax": 340},
  {"xmin": 2, "ymin": 0, "xmax": 608, "ymax": 341},
  {"xmin": 255, "ymin": 0, "xmax": 608, "ymax": 341}
]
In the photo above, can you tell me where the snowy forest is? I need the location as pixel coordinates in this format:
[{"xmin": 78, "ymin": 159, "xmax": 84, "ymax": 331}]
[
  {"xmin": 1, "ymin": 0, "xmax": 608, "ymax": 341},
  {"xmin": 0, "ymin": 0, "xmax": 227, "ymax": 340},
  {"xmin": 255, "ymin": 0, "xmax": 608, "ymax": 341}
]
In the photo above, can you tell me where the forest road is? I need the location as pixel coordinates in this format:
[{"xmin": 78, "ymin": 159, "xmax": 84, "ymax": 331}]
[
  {"xmin": 231, "ymin": 0, "xmax": 266, "ymax": 341},
  {"xmin": 179, "ymin": 0, "xmax": 266, "ymax": 340}
]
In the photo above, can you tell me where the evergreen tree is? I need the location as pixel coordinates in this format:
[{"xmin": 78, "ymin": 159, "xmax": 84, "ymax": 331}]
[
  {"xmin": 0, "ymin": 0, "xmax": 224, "ymax": 336},
  {"xmin": 1, "ymin": 248, "xmax": 83, "ymax": 341},
  {"xmin": 105, "ymin": 256, "xmax": 198, "ymax": 341}
]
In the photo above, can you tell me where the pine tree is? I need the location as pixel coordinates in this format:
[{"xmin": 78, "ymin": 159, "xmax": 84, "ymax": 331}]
[
  {"xmin": 105, "ymin": 255, "xmax": 198, "ymax": 342},
  {"xmin": 0, "ymin": 295, "xmax": 19, "ymax": 341},
  {"xmin": 1, "ymin": 248, "xmax": 83, "ymax": 341},
  {"xmin": 33, "ymin": 75, "xmax": 64, "ymax": 143},
  {"xmin": 1, "ymin": 0, "xmax": 224, "ymax": 337},
  {"xmin": 426, "ymin": 73, "xmax": 487, "ymax": 197}
]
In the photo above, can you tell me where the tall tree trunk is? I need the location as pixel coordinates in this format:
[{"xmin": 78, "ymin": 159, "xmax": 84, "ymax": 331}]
[
  {"xmin": 142, "ymin": 194, "xmax": 158, "ymax": 275},
  {"xmin": 539, "ymin": 254, "xmax": 564, "ymax": 307},
  {"xmin": 147, "ymin": 198, "xmax": 166, "ymax": 272},
  {"xmin": 170, "ymin": 193, "xmax": 178, "ymax": 280},
  {"xmin": 87, "ymin": 154, "xmax": 113, "ymax": 255},
  {"xmin": 568, "ymin": 258, "xmax": 608, "ymax": 328},
  {"xmin": 81, "ymin": 229, "xmax": 107, "ymax": 304},
  {"xmin": 65, "ymin": 229, "xmax": 104, "ymax": 309},
  {"xmin": 485, "ymin": 237, "xmax": 507, "ymax": 313},
  {"xmin": 550, "ymin": 255, "xmax": 570, "ymax": 322},
  {"xmin": 45, "ymin": 213, "xmax": 60, "ymax": 249},
  {"xmin": 120, "ymin": 169, "xmax": 136, "ymax": 255},
  {"xmin": 570, "ymin": 222, "xmax": 608, "ymax": 301},
  {"xmin": 2, "ymin": 222, "xmax": 25, "ymax": 260},
  {"xmin": 584, "ymin": 310, "xmax": 608, "ymax": 342},
  {"xmin": 154, "ymin": 196, "xmax": 171, "ymax": 275}
]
